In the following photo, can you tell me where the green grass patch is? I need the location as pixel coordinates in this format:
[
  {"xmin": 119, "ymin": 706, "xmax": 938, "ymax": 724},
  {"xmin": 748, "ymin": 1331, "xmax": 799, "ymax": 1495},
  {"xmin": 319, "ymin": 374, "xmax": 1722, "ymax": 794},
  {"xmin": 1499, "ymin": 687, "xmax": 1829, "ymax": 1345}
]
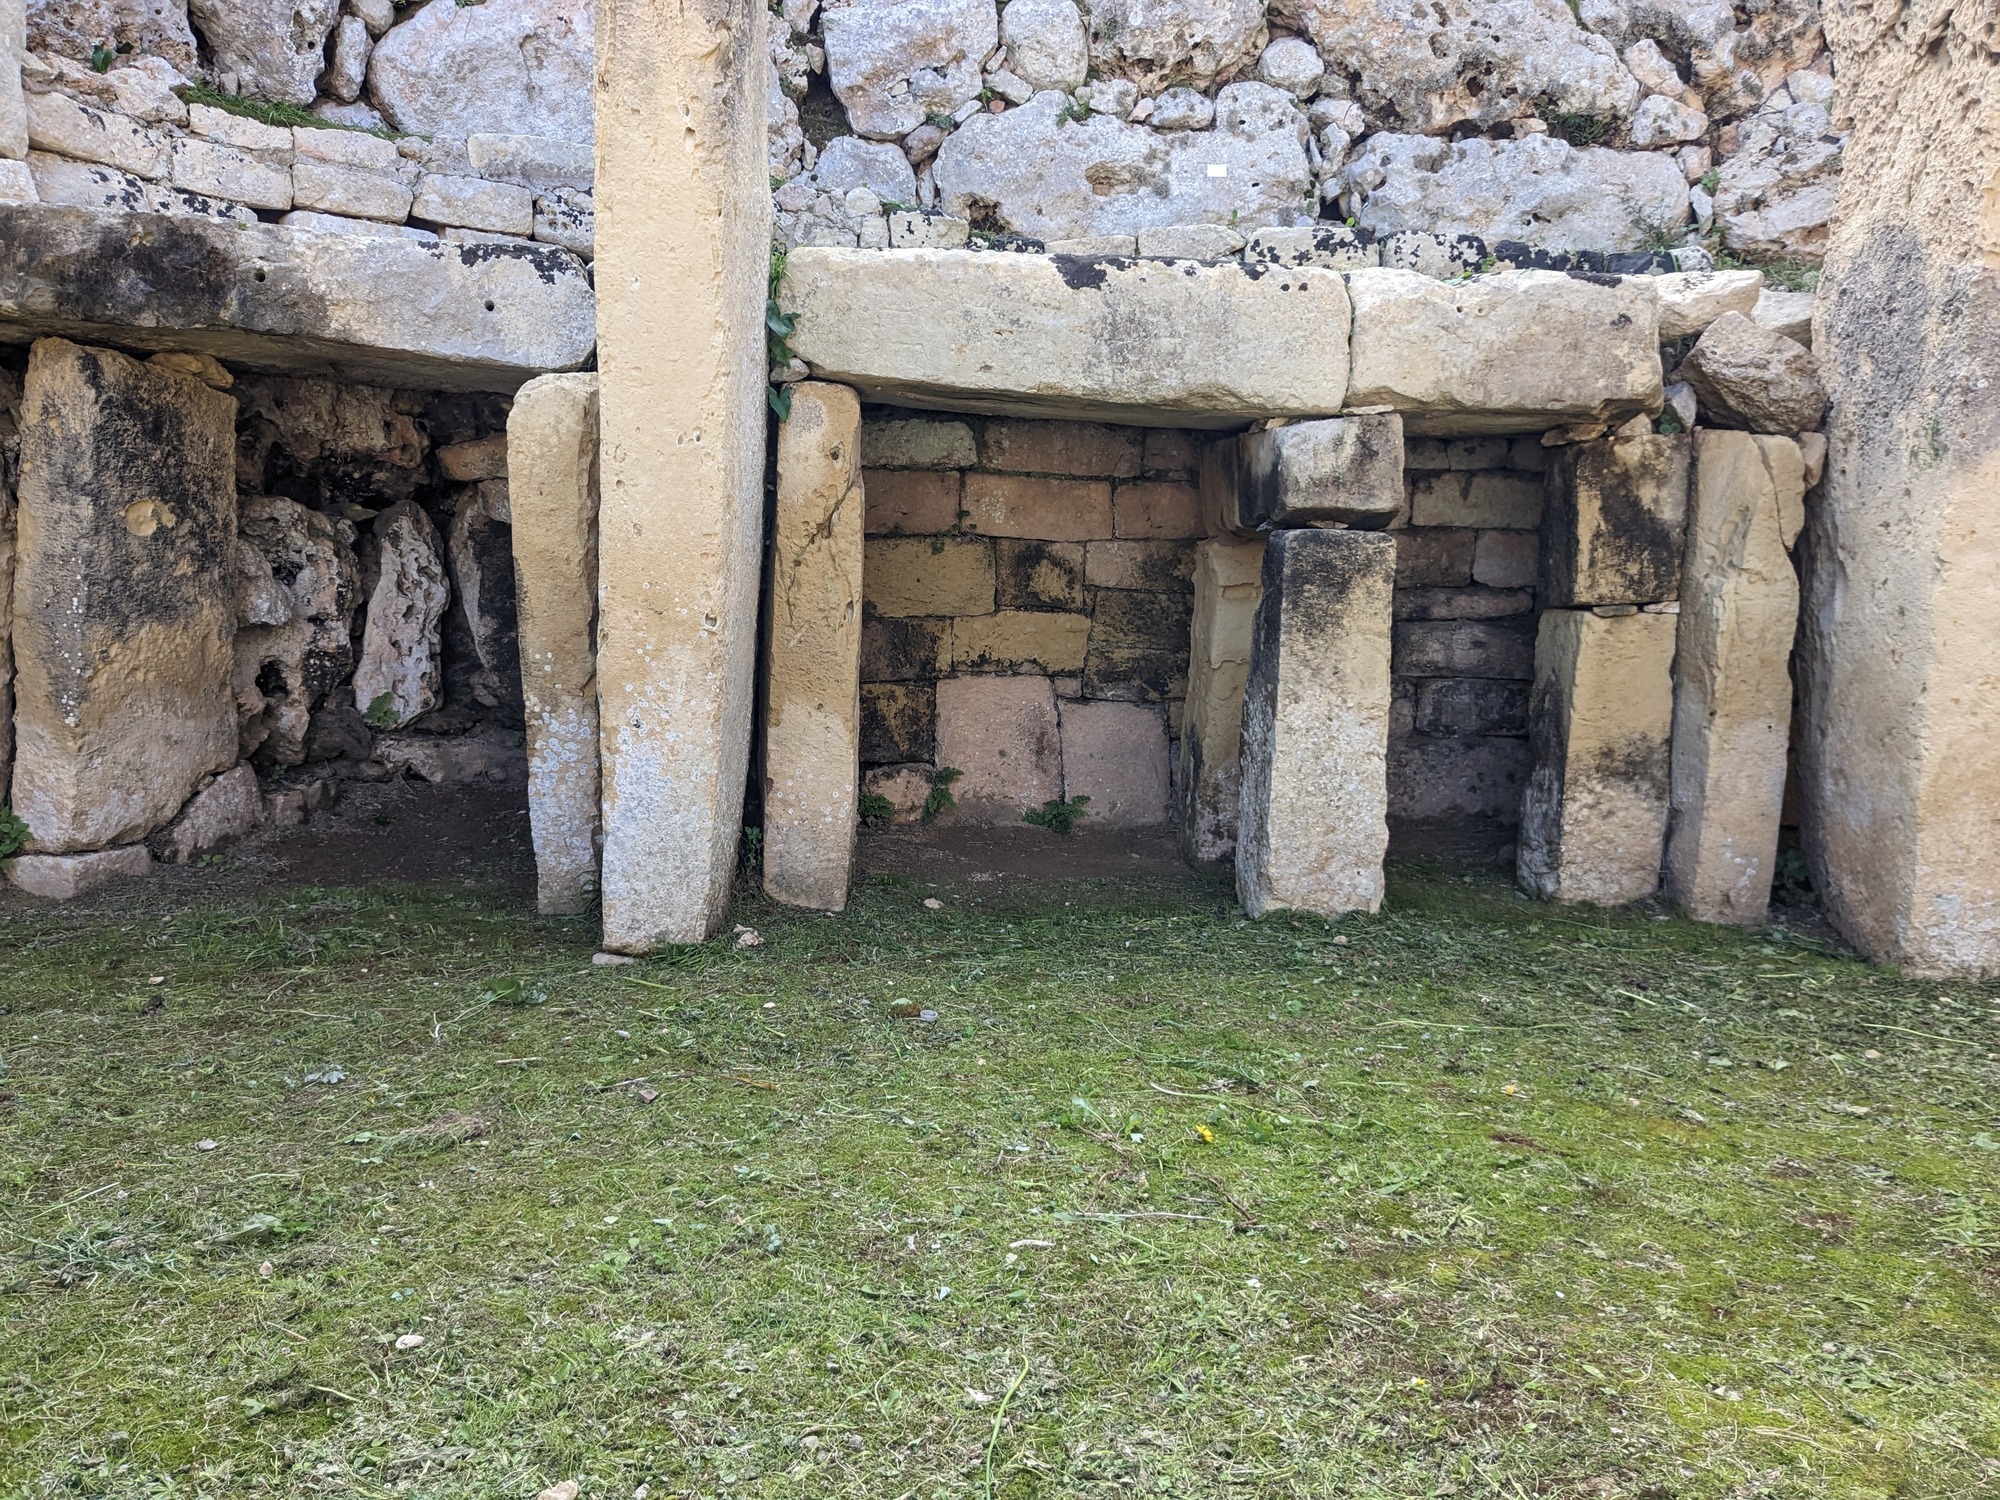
[
  {"xmin": 2, "ymin": 866, "xmax": 1996, "ymax": 1497},
  {"xmin": 177, "ymin": 81, "xmax": 399, "ymax": 140}
]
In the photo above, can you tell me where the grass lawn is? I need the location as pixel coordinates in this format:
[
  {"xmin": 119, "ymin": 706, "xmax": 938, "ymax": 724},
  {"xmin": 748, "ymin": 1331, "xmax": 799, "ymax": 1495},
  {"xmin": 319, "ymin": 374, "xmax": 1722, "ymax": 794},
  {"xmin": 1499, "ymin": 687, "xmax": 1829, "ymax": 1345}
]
[{"xmin": 2, "ymin": 858, "xmax": 1997, "ymax": 1499}]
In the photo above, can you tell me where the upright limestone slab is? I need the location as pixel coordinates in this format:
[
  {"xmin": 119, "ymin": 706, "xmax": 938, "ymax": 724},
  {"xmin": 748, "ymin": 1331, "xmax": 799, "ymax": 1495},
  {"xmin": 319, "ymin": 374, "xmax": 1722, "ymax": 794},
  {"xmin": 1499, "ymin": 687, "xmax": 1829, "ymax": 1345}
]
[
  {"xmin": 1796, "ymin": 7, "xmax": 2000, "ymax": 975},
  {"xmin": 1541, "ymin": 433, "xmax": 1690, "ymax": 607},
  {"xmin": 1517, "ymin": 608, "xmax": 1676, "ymax": 905},
  {"xmin": 508, "ymin": 372, "xmax": 601, "ymax": 917},
  {"xmin": 763, "ymin": 382, "xmax": 864, "ymax": 913},
  {"xmin": 1235, "ymin": 529, "xmax": 1395, "ymax": 919},
  {"xmin": 1666, "ymin": 432, "xmax": 1804, "ymax": 925},
  {"xmin": 11, "ymin": 338, "xmax": 237, "ymax": 852},
  {"xmin": 1199, "ymin": 414, "xmax": 1404, "ymax": 535},
  {"xmin": 594, "ymin": 0, "xmax": 772, "ymax": 949},
  {"xmin": 1177, "ymin": 537, "xmax": 1263, "ymax": 867},
  {"xmin": 0, "ymin": 390, "xmax": 13, "ymax": 805}
]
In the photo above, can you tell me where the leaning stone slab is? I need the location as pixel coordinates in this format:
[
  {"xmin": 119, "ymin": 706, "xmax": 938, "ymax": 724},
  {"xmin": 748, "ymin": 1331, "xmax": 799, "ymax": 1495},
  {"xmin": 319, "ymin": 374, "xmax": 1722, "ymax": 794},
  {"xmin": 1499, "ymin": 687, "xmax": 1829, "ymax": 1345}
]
[
  {"xmin": 6, "ymin": 844, "xmax": 152, "ymax": 899},
  {"xmin": 11, "ymin": 338, "xmax": 238, "ymax": 853},
  {"xmin": 763, "ymin": 383, "xmax": 865, "ymax": 913},
  {"xmin": 351, "ymin": 500, "xmax": 448, "ymax": 730},
  {"xmin": 1178, "ymin": 537, "xmax": 1264, "ymax": 867},
  {"xmin": 154, "ymin": 764, "xmax": 263, "ymax": 864},
  {"xmin": 1199, "ymin": 413, "xmax": 1404, "ymax": 535},
  {"xmin": 1344, "ymin": 269, "xmax": 1662, "ymax": 435},
  {"xmin": 0, "ymin": 204, "xmax": 595, "ymax": 392},
  {"xmin": 1516, "ymin": 608, "xmax": 1677, "ymax": 905},
  {"xmin": 1540, "ymin": 432, "xmax": 1690, "ymax": 607},
  {"xmin": 780, "ymin": 247, "xmax": 1350, "ymax": 427},
  {"xmin": 594, "ymin": 0, "xmax": 772, "ymax": 950},
  {"xmin": 508, "ymin": 372, "xmax": 601, "ymax": 916},
  {"xmin": 1665, "ymin": 432, "xmax": 1805, "ymax": 925},
  {"xmin": 1236, "ymin": 529, "xmax": 1396, "ymax": 919}
]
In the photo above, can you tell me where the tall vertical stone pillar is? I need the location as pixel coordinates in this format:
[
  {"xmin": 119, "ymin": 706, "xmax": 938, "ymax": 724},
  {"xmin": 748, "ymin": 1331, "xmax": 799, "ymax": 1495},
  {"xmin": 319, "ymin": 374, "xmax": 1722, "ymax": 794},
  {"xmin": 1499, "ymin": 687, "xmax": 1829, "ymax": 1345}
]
[
  {"xmin": 1178, "ymin": 537, "xmax": 1263, "ymax": 867},
  {"xmin": 1235, "ymin": 529, "xmax": 1396, "ymax": 919},
  {"xmin": 508, "ymin": 372, "xmax": 601, "ymax": 917},
  {"xmin": 0, "ymin": 0, "xmax": 25, "ymax": 164},
  {"xmin": 11, "ymin": 339, "xmax": 237, "ymax": 853},
  {"xmin": 762, "ymin": 382, "xmax": 863, "ymax": 912},
  {"xmin": 1666, "ymin": 432, "xmax": 1804, "ymax": 925},
  {"xmin": 1797, "ymin": 8, "xmax": 2000, "ymax": 975},
  {"xmin": 1516, "ymin": 608, "xmax": 1676, "ymax": 904},
  {"xmin": 594, "ymin": 0, "xmax": 772, "ymax": 949}
]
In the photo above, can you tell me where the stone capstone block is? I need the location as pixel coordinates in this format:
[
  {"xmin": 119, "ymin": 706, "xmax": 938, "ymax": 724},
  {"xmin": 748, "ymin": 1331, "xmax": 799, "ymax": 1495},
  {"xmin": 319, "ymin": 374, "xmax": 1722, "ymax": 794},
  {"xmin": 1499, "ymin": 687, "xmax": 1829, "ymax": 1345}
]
[
  {"xmin": 1236, "ymin": 529, "xmax": 1397, "ymax": 919},
  {"xmin": 153, "ymin": 764, "xmax": 263, "ymax": 863},
  {"xmin": 781, "ymin": 248, "xmax": 1351, "ymax": 427},
  {"xmin": 860, "ymin": 682, "xmax": 936, "ymax": 765},
  {"xmin": 11, "ymin": 339, "xmax": 237, "ymax": 854},
  {"xmin": 351, "ymin": 500, "xmax": 448, "ymax": 730},
  {"xmin": 5, "ymin": 843, "xmax": 152, "ymax": 899},
  {"xmin": 934, "ymin": 673, "xmax": 1062, "ymax": 822},
  {"xmin": 1345, "ymin": 268, "xmax": 1663, "ymax": 435},
  {"xmin": 1198, "ymin": 413, "xmax": 1405, "ymax": 535},
  {"xmin": 1059, "ymin": 699, "xmax": 1171, "ymax": 827},
  {"xmin": 1665, "ymin": 431, "xmax": 1804, "ymax": 926},
  {"xmin": 414, "ymin": 173, "xmax": 536, "ymax": 235},
  {"xmin": 1540, "ymin": 432, "xmax": 1691, "ymax": 608},
  {"xmin": 763, "ymin": 382, "xmax": 864, "ymax": 913},
  {"xmin": 1516, "ymin": 608, "xmax": 1677, "ymax": 905},
  {"xmin": 0, "ymin": 205, "xmax": 595, "ymax": 393},
  {"xmin": 961, "ymin": 472, "xmax": 1113, "ymax": 541},
  {"xmin": 1178, "ymin": 536, "xmax": 1263, "ymax": 866},
  {"xmin": 508, "ymin": 372, "xmax": 601, "ymax": 916},
  {"xmin": 863, "ymin": 536, "xmax": 995, "ymax": 616},
  {"xmin": 951, "ymin": 608, "xmax": 1092, "ymax": 674}
]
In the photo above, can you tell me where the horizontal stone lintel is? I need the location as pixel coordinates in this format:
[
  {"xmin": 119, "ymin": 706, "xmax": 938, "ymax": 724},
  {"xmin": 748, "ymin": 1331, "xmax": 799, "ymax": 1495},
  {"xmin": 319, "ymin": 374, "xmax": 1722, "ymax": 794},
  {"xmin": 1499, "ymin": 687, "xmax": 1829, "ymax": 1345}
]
[{"xmin": 0, "ymin": 205, "xmax": 596, "ymax": 392}]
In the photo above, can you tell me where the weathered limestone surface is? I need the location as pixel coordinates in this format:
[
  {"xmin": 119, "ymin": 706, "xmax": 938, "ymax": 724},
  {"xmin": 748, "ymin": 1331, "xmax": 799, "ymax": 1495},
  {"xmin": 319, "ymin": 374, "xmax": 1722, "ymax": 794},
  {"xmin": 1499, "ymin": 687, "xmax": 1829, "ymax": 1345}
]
[
  {"xmin": 232, "ymin": 493, "xmax": 360, "ymax": 763},
  {"xmin": 448, "ymin": 479, "xmax": 519, "ymax": 710},
  {"xmin": 781, "ymin": 248, "xmax": 1350, "ymax": 427},
  {"xmin": 1540, "ymin": 433, "xmax": 1690, "ymax": 607},
  {"xmin": 11, "ymin": 339, "xmax": 237, "ymax": 853},
  {"xmin": 1677, "ymin": 310, "xmax": 1827, "ymax": 433},
  {"xmin": 6, "ymin": 842, "xmax": 151, "ymax": 898},
  {"xmin": 1797, "ymin": 6, "xmax": 2000, "ymax": 976},
  {"xmin": 1666, "ymin": 431, "xmax": 1803, "ymax": 926},
  {"xmin": 1060, "ymin": 698, "xmax": 1170, "ymax": 827},
  {"xmin": 0, "ymin": 205, "xmax": 595, "ymax": 392},
  {"xmin": 0, "ymin": 389, "xmax": 13, "ymax": 803},
  {"xmin": 154, "ymin": 763, "xmax": 262, "ymax": 864},
  {"xmin": 1178, "ymin": 536, "xmax": 1263, "ymax": 867},
  {"xmin": 594, "ymin": 0, "xmax": 772, "ymax": 949},
  {"xmin": 935, "ymin": 673, "xmax": 1062, "ymax": 822},
  {"xmin": 763, "ymin": 382, "xmax": 864, "ymax": 913},
  {"xmin": 351, "ymin": 499, "xmax": 447, "ymax": 730},
  {"xmin": 1199, "ymin": 413, "xmax": 1403, "ymax": 535},
  {"xmin": 0, "ymin": 0, "xmax": 24, "ymax": 162},
  {"xmin": 508, "ymin": 372, "xmax": 600, "ymax": 916},
  {"xmin": 1345, "ymin": 269, "xmax": 1662, "ymax": 435},
  {"xmin": 1517, "ymin": 608, "xmax": 1676, "ymax": 905},
  {"xmin": 1236, "ymin": 529, "xmax": 1395, "ymax": 919}
]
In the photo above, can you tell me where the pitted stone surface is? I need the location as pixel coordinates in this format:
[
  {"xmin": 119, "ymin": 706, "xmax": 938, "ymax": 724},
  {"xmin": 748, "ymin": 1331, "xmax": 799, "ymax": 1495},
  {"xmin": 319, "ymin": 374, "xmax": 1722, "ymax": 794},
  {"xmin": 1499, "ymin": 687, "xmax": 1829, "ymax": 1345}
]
[
  {"xmin": 1200, "ymin": 413, "xmax": 1404, "ymax": 535},
  {"xmin": 367, "ymin": 0, "xmax": 595, "ymax": 144},
  {"xmin": 1178, "ymin": 536, "xmax": 1263, "ymax": 867}
]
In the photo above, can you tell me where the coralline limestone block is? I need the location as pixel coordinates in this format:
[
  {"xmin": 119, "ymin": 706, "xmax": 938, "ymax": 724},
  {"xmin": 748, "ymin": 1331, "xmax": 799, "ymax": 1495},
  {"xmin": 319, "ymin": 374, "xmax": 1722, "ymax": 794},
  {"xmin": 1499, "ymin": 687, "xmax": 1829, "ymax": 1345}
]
[
  {"xmin": 781, "ymin": 248, "xmax": 1350, "ymax": 427},
  {"xmin": 1666, "ymin": 432, "xmax": 1804, "ymax": 925},
  {"xmin": 934, "ymin": 674, "xmax": 1062, "ymax": 823},
  {"xmin": 762, "ymin": 383, "xmax": 865, "ymax": 913},
  {"xmin": 593, "ymin": 0, "xmax": 772, "ymax": 950},
  {"xmin": 351, "ymin": 499, "xmax": 448, "ymax": 729},
  {"xmin": 1345, "ymin": 268, "xmax": 1662, "ymax": 435},
  {"xmin": 1540, "ymin": 432, "xmax": 1691, "ymax": 608},
  {"xmin": 1236, "ymin": 529, "xmax": 1396, "ymax": 919},
  {"xmin": 11, "ymin": 338, "xmax": 237, "ymax": 853},
  {"xmin": 1516, "ymin": 608, "xmax": 1677, "ymax": 905},
  {"xmin": 0, "ymin": 204, "xmax": 595, "ymax": 392},
  {"xmin": 508, "ymin": 371, "xmax": 601, "ymax": 916},
  {"xmin": 1177, "ymin": 537, "xmax": 1264, "ymax": 867},
  {"xmin": 1059, "ymin": 699, "xmax": 1170, "ymax": 828},
  {"xmin": 1198, "ymin": 413, "xmax": 1404, "ymax": 535}
]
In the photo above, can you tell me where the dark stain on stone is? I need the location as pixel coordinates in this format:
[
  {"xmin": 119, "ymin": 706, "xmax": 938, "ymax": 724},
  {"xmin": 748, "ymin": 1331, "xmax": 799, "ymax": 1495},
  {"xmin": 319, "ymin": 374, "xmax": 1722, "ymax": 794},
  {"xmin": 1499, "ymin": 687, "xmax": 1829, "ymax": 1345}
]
[
  {"xmin": 453, "ymin": 240, "xmax": 579, "ymax": 287},
  {"xmin": 1565, "ymin": 270, "xmax": 1622, "ymax": 288},
  {"xmin": 860, "ymin": 681, "xmax": 936, "ymax": 764},
  {"xmin": 1541, "ymin": 435, "xmax": 1689, "ymax": 607},
  {"xmin": 1051, "ymin": 255, "xmax": 1124, "ymax": 290},
  {"xmin": 860, "ymin": 615, "xmax": 946, "ymax": 683}
]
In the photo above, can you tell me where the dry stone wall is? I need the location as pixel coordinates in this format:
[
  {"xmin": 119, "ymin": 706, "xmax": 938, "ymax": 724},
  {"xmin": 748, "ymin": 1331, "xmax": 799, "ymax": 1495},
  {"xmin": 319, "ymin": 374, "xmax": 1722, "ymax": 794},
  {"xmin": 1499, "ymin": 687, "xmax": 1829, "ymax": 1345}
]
[{"xmin": 8, "ymin": 0, "xmax": 1837, "ymax": 268}]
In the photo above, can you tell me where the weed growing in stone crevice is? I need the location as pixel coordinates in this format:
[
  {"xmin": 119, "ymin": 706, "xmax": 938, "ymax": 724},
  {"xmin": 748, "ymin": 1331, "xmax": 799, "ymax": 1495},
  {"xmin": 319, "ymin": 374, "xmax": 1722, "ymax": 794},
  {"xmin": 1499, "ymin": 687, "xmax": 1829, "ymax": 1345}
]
[
  {"xmin": 922, "ymin": 766, "xmax": 962, "ymax": 823},
  {"xmin": 858, "ymin": 791, "xmax": 895, "ymax": 828},
  {"xmin": 0, "ymin": 805, "xmax": 28, "ymax": 859},
  {"xmin": 766, "ymin": 247, "xmax": 797, "ymax": 421},
  {"xmin": 178, "ymin": 81, "xmax": 397, "ymax": 139},
  {"xmin": 1541, "ymin": 107, "xmax": 1611, "ymax": 146}
]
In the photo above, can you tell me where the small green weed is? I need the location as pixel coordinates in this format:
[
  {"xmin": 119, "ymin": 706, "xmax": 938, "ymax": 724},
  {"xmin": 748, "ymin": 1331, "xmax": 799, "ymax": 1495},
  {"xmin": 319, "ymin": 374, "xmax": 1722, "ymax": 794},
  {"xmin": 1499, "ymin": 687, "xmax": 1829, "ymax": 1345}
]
[
  {"xmin": 1542, "ymin": 108, "xmax": 1610, "ymax": 146},
  {"xmin": 1024, "ymin": 793, "xmax": 1090, "ymax": 835},
  {"xmin": 178, "ymin": 80, "xmax": 396, "ymax": 138},
  {"xmin": 858, "ymin": 791, "xmax": 896, "ymax": 828},
  {"xmin": 361, "ymin": 692, "xmax": 399, "ymax": 731},
  {"xmin": 767, "ymin": 246, "xmax": 797, "ymax": 421},
  {"xmin": 1699, "ymin": 167, "xmax": 1721, "ymax": 194},
  {"xmin": 89, "ymin": 45, "xmax": 115, "ymax": 73},
  {"xmin": 0, "ymin": 805, "xmax": 28, "ymax": 859},
  {"xmin": 922, "ymin": 766, "xmax": 962, "ymax": 823}
]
